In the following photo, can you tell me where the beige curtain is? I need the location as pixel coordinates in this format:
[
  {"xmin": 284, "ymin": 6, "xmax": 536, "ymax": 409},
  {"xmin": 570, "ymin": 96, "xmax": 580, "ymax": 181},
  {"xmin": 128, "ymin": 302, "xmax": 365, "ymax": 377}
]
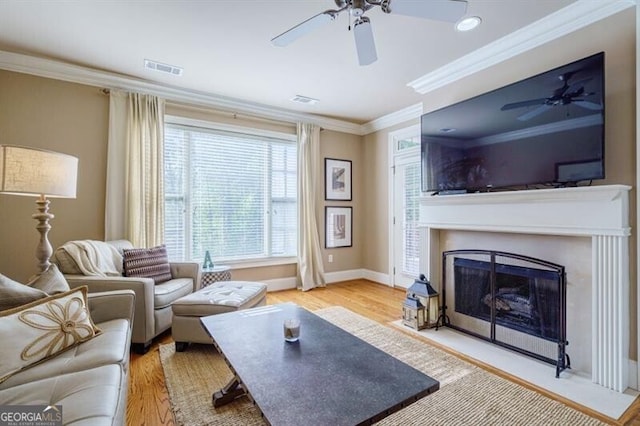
[
  {"xmin": 105, "ymin": 90, "xmax": 165, "ymax": 247},
  {"xmin": 297, "ymin": 123, "xmax": 325, "ymax": 291}
]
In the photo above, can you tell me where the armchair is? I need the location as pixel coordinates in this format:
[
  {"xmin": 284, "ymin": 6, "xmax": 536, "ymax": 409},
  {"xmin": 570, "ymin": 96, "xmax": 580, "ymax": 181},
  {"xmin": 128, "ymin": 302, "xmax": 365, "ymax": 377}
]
[{"xmin": 53, "ymin": 240, "xmax": 201, "ymax": 353}]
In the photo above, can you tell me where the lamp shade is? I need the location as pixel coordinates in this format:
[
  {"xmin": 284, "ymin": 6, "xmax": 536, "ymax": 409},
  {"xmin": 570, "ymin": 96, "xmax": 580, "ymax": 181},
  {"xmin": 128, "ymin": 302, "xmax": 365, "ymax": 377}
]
[{"xmin": 0, "ymin": 145, "xmax": 78, "ymax": 198}]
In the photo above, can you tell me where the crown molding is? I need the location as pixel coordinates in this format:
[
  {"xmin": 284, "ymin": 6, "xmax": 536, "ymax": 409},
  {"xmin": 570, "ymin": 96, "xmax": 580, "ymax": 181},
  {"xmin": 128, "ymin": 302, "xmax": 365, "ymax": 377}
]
[
  {"xmin": 0, "ymin": 50, "xmax": 363, "ymax": 135},
  {"xmin": 407, "ymin": 0, "xmax": 635, "ymax": 95},
  {"xmin": 360, "ymin": 103, "xmax": 423, "ymax": 135}
]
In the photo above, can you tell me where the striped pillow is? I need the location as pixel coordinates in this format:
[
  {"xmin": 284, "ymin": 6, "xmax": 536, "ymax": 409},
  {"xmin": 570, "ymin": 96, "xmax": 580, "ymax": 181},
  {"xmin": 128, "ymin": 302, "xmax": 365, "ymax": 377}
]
[{"xmin": 123, "ymin": 245, "xmax": 172, "ymax": 284}]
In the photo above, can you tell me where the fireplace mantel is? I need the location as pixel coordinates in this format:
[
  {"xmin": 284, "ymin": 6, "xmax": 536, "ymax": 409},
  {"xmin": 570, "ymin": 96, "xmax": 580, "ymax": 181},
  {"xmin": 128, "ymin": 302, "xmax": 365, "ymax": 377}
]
[
  {"xmin": 418, "ymin": 184, "xmax": 632, "ymax": 392},
  {"xmin": 419, "ymin": 185, "xmax": 631, "ymax": 237}
]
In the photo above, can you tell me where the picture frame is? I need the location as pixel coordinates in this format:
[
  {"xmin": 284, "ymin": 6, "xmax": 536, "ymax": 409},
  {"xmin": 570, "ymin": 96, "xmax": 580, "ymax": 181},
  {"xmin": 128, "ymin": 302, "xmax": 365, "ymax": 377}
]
[
  {"xmin": 325, "ymin": 158, "xmax": 352, "ymax": 201},
  {"xmin": 325, "ymin": 206, "xmax": 353, "ymax": 248}
]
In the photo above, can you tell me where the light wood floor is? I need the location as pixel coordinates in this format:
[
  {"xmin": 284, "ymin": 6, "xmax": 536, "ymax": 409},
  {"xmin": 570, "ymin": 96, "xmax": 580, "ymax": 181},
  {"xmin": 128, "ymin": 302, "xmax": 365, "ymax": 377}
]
[{"xmin": 126, "ymin": 279, "xmax": 640, "ymax": 426}]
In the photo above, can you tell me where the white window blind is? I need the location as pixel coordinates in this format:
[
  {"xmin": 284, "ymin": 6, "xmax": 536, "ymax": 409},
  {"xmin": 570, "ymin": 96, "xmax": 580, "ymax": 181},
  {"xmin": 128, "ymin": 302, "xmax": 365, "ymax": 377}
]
[
  {"xmin": 164, "ymin": 123, "xmax": 297, "ymax": 263},
  {"xmin": 403, "ymin": 162, "xmax": 421, "ymax": 277}
]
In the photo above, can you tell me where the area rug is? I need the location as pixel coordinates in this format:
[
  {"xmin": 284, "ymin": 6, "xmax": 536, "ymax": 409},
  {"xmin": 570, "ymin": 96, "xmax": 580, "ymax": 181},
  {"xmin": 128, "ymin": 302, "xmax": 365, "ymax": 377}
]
[{"xmin": 159, "ymin": 306, "xmax": 607, "ymax": 425}]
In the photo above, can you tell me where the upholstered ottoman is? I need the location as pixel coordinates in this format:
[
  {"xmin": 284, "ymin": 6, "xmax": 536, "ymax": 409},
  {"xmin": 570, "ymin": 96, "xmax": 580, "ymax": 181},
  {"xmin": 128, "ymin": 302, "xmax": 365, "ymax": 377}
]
[{"xmin": 171, "ymin": 281, "xmax": 267, "ymax": 351}]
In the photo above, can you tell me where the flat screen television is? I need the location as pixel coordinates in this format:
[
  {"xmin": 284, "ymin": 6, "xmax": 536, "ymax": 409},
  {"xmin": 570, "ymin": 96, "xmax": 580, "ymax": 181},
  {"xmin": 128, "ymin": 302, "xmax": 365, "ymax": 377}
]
[{"xmin": 421, "ymin": 52, "xmax": 605, "ymax": 193}]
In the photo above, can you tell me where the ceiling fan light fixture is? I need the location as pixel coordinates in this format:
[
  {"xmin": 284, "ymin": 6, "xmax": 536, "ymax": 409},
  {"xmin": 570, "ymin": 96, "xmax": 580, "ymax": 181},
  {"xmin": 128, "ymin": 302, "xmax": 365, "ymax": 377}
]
[
  {"xmin": 455, "ymin": 16, "xmax": 481, "ymax": 32},
  {"xmin": 350, "ymin": 0, "xmax": 367, "ymax": 17}
]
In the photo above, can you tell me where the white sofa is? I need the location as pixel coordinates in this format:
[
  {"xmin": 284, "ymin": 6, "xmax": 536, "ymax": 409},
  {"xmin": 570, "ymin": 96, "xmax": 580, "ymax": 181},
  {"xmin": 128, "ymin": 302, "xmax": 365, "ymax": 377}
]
[{"xmin": 0, "ymin": 289, "xmax": 135, "ymax": 425}]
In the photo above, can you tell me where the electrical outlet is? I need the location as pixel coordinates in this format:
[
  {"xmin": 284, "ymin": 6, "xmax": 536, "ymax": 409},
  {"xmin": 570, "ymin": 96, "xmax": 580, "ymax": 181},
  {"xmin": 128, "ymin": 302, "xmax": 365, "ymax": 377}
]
[{"xmin": 328, "ymin": 254, "xmax": 333, "ymax": 263}]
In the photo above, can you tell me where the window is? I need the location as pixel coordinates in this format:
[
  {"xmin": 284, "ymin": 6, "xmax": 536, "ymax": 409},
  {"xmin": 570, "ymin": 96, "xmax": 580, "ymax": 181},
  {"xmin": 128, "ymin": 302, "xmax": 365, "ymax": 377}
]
[
  {"xmin": 164, "ymin": 120, "xmax": 297, "ymax": 263},
  {"xmin": 396, "ymin": 135, "xmax": 420, "ymax": 152},
  {"xmin": 402, "ymin": 161, "xmax": 421, "ymax": 278}
]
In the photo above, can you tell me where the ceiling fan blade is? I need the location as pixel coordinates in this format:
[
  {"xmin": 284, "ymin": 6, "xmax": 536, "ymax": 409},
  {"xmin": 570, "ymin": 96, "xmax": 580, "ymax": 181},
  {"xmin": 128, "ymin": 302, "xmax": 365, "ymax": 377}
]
[
  {"xmin": 572, "ymin": 100, "xmax": 603, "ymax": 110},
  {"xmin": 353, "ymin": 17, "xmax": 377, "ymax": 66},
  {"xmin": 501, "ymin": 98, "xmax": 548, "ymax": 111},
  {"xmin": 385, "ymin": 0, "xmax": 468, "ymax": 23},
  {"xmin": 271, "ymin": 11, "xmax": 337, "ymax": 47},
  {"xmin": 517, "ymin": 104, "xmax": 552, "ymax": 121}
]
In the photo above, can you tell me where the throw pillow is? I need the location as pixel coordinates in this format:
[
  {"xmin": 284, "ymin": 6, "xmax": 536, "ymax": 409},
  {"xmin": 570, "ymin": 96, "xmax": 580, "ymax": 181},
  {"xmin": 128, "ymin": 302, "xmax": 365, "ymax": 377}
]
[
  {"xmin": 123, "ymin": 244, "xmax": 172, "ymax": 284},
  {"xmin": 51, "ymin": 247, "xmax": 83, "ymax": 275},
  {"xmin": 0, "ymin": 274, "xmax": 48, "ymax": 312},
  {"xmin": 28, "ymin": 264, "xmax": 70, "ymax": 295},
  {"xmin": 0, "ymin": 286, "xmax": 101, "ymax": 384}
]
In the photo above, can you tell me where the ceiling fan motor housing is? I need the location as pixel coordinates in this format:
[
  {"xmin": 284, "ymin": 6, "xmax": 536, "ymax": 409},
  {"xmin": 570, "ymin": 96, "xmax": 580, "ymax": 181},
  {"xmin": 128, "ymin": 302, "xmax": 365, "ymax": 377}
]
[{"xmin": 350, "ymin": 0, "xmax": 367, "ymax": 16}]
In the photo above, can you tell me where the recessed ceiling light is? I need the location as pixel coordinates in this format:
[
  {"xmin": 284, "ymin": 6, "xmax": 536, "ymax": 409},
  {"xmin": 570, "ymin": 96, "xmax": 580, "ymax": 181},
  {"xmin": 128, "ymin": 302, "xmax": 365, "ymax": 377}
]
[
  {"xmin": 439, "ymin": 128, "xmax": 456, "ymax": 133},
  {"xmin": 455, "ymin": 16, "xmax": 482, "ymax": 32},
  {"xmin": 291, "ymin": 95, "xmax": 319, "ymax": 105}
]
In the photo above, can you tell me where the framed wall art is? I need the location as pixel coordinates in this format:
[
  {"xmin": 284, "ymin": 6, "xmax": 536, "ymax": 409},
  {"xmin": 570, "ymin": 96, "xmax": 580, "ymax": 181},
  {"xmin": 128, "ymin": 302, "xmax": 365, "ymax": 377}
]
[
  {"xmin": 325, "ymin": 206, "xmax": 352, "ymax": 248},
  {"xmin": 325, "ymin": 158, "xmax": 352, "ymax": 201}
]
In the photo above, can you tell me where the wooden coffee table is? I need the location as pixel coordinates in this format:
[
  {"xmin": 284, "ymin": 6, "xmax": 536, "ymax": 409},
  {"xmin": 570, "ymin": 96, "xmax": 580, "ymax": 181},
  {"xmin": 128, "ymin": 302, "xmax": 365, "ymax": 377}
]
[{"xmin": 200, "ymin": 303, "xmax": 439, "ymax": 426}]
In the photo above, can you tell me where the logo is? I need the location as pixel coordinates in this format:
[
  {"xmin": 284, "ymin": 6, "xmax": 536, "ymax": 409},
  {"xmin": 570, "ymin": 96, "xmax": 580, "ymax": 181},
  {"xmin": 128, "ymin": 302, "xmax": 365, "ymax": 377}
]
[{"xmin": 0, "ymin": 405, "xmax": 63, "ymax": 426}]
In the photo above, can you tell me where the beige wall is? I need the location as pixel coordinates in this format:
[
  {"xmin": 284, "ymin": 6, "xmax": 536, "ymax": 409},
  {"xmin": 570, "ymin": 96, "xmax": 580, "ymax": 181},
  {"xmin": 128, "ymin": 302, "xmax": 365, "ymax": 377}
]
[
  {"xmin": 0, "ymin": 71, "xmax": 109, "ymax": 282},
  {"xmin": 319, "ymin": 130, "xmax": 363, "ymax": 273}
]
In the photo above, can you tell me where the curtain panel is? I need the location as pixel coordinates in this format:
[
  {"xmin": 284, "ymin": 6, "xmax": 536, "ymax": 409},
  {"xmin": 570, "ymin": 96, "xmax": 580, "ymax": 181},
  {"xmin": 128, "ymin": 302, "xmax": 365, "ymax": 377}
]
[
  {"xmin": 297, "ymin": 123, "xmax": 325, "ymax": 291},
  {"xmin": 106, "ymin": 90, "xmax": 165, "ymax": 247}
]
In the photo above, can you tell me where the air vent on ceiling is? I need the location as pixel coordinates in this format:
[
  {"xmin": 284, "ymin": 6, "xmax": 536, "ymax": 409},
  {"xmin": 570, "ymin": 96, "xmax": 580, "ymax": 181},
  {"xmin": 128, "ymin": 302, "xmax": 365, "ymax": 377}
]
[
  {"xmin": 291, "ymin": 95, "xmax": 319, "ymax": 105},
  {"xmin": 144, "ymin": 59, "xmax": 183, "ymax": 76}
]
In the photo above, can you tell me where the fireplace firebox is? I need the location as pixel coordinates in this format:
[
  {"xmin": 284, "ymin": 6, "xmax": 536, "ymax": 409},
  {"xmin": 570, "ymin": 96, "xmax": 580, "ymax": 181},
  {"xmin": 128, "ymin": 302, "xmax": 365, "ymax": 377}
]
[{"xmin": 441, "ymin": 249, "xmax": 569, "ymax": 377}]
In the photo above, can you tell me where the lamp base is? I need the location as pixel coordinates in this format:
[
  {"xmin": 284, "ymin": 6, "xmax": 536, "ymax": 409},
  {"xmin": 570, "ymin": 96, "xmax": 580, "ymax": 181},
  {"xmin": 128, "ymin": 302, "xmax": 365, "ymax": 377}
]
[{"xmin": 32, "ymin": 195, "xmax": 54, "ymax": 274}]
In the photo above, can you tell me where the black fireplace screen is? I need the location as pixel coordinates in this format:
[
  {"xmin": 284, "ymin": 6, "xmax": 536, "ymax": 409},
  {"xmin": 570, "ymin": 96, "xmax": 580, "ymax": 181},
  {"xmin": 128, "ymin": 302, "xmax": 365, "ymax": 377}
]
[{"xmin": 441, "ymin": 250, "xmax": 569, "ymax": 378}]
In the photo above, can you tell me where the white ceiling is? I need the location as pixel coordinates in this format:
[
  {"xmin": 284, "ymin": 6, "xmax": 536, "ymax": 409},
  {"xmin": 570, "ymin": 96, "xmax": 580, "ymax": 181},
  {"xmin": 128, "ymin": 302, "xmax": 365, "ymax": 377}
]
[{"xmin": 0, "ymin": 0, "xmax": 578, "ymax": 124}]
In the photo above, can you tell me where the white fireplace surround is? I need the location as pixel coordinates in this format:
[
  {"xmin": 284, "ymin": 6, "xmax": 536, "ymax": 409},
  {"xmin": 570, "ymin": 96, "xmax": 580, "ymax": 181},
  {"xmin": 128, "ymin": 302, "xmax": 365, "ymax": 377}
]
[{"xmin": 418, "ymin": 184, "xmax": 632, "ymax": 393}]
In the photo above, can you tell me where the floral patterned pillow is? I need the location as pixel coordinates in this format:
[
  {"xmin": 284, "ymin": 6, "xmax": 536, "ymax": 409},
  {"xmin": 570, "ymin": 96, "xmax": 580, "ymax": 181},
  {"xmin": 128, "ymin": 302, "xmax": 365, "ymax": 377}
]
[{"xmin": 0, "ymin": 286, "xmax": 101, "ymax": 383}]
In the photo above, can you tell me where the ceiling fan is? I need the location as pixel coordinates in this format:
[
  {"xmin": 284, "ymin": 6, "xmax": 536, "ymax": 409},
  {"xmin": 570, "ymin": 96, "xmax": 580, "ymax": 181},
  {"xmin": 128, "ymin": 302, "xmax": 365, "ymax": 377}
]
[
  {"xmin": 501, "ymin": 71, "xmax": 603, "ymax": 121},
  {"xmin": 271, "ymin": 0, "xmax": 468, "ymax": 66}
]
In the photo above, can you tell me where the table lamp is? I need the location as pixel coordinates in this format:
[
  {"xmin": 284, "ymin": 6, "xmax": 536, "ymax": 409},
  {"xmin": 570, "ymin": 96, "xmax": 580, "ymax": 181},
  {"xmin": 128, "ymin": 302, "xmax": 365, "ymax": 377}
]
[{"xmin": 0, "ymin": 145, "xmax": 78, "ymax": 273}]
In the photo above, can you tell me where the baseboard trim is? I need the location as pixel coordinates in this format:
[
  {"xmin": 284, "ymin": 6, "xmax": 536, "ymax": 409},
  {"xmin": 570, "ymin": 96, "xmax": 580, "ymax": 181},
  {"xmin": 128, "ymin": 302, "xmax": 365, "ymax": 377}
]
[
  {"xmin": 324, "ymin": 269, "xmax": 366, "ymax": 284},
  {"xmin": 264, "ymin": 268, "xmax": 392, "ymax": 291},
  {"xmin": 362, "ymin": 269, "xmax": 391, "ymax": 286},
  {"xmin": 263, "ymin": 277, "xmax": 297, "ymax": 292},
  {"xmin": 629, "ymin": 359, "xmax": 638, "ymax": 390}
]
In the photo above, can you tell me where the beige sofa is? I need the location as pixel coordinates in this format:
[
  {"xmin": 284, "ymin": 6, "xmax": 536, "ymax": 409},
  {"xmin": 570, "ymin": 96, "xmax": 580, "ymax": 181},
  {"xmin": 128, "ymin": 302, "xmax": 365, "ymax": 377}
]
[
  {"xmin": 0, "ymin": 289, "xmax": 135, "ymax": 426},
  {"xmin": 53, "ymin": 240, "xmax": 201, "ymax": 353}
]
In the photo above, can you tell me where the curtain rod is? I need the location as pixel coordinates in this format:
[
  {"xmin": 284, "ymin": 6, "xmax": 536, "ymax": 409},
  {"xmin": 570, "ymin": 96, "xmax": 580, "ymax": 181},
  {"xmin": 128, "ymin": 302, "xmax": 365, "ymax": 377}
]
[
  {"xmin": 102, "ymin": 88, "xmax": 293, "ymax": 128},
  {"xmin": 101, "ymin": 88, "xmax": 325, "ymax": 130}
]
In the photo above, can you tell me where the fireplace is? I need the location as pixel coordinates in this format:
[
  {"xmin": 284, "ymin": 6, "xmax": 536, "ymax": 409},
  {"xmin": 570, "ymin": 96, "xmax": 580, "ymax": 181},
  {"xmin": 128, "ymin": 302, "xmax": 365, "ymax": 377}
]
[
  {"xmin": 418, "ymin": 185, "xmax": 632, "ymax": 393},
  {"xmin": 442, "ymin": 250, "xmax": 568, "ymax": 377}
]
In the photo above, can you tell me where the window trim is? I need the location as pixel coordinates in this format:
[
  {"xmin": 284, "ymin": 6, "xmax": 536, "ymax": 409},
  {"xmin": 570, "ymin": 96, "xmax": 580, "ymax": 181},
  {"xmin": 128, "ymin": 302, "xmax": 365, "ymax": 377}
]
[
  {"xmin": 223, "ymin": 256, "xmax": 298, "ymax": 270},
  {"xmin": 165, "ymin": 115, "xmax": 296, "ymax": 142}
]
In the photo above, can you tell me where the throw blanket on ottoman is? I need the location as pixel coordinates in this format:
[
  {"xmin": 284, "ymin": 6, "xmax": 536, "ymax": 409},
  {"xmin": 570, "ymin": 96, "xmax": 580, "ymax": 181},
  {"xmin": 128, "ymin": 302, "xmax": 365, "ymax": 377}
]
[{"xmin": 53, "ymin": 240, "xmax": 123, "ymax": 276}]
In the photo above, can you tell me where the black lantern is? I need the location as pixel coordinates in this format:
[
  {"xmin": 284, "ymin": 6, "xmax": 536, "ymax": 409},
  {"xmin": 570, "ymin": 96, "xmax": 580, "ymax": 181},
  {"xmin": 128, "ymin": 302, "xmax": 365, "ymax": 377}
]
[{"xmin": 404, "ymin": 274, "xmax": 440, "ymax": 329}]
